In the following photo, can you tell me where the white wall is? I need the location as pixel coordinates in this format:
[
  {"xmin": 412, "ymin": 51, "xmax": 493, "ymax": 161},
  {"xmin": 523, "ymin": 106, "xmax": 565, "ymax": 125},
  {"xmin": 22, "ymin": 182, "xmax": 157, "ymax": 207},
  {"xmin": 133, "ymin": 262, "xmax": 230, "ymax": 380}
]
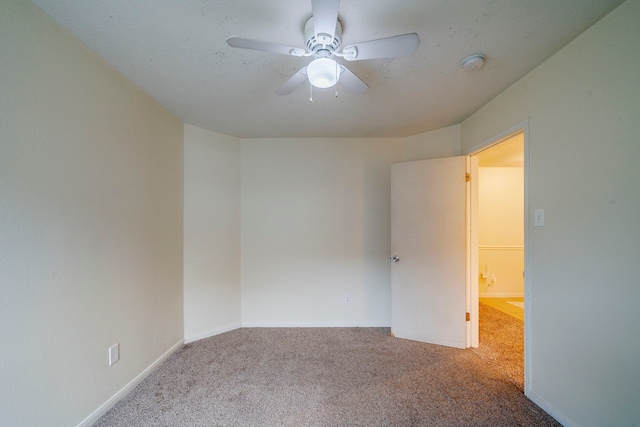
[
  {"xmin": 7, "ymin": 0, "xmax": 636, "ymax": 425},
  {"xmin": 478, "ymin": 167, "xmax": 524, "ymax": 297},
  {"xmin": 461, "ymin": 0, "xmax": 640, "ymax": 425},
  {"xmin": 241, "ymin": 138, "xmax": 403, "ymax": 327},
  {"xmin": 184, "ymin": 125, "xmax": 241, "ymax": 342},
  {"xmin": 0, "ymin": 1, "xmax": 184, "ymax": 426},
  {"xmin": 402, "ymin": 124, "xmax": 461, "ymax": 161}
]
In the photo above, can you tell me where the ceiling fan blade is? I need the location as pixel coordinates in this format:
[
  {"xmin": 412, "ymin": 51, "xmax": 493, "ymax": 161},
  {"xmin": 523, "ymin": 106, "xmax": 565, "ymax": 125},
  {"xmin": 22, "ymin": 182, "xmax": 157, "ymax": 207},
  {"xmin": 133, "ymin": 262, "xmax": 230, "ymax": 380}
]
[
  {"xmin": 311, "ymin": 0, "xmax": 339, "ymax": 42},
  {"xmin": 226, "ymin": 36, "xmax": 306, "ymax": 56},
  {"xmin": 341, "ymin": 33, "xmax": 420, "ymax": 61},
  {"xmin": 338, "ymin": 65, "xmax": 369, "ymax": 94},
  {"xmin": 276, "ymin": 68, "xmax": 308, "ymax": 96}
]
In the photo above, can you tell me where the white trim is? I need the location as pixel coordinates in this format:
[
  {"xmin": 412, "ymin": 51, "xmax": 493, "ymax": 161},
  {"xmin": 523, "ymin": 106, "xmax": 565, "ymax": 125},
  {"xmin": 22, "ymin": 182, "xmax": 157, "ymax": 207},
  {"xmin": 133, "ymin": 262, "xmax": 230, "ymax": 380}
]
[
  {"xmin": 467, "ymin": 155, "xmax": 479, "ymax": 348},
  {"xmin": 76, "ymin": 339, "xmax": 184, "ymax": 427},
  {"xmin": 465, "ymin": 155, "xmax": 470, "ymax": 348},
  {"xmin": 464, "ymin": 119, "xmax": 530, "ymax": 156},
  {"xmin": 465, "ymin": 118, "xmax": 532, "ymax": 396},
  {"xmin": 522, "ymin": 119, "xmax": 532, "ymax": 396},
  {"xmin": 527, "ymin": 390, "xmax": 575, "ymax": 427},
  {"xmin": 241, "ymin": 322, "xmax": 391, "ymax": 328},
  {"xmin": 184, "ymin": 323, "xmax": 241, "ymax": 344}
]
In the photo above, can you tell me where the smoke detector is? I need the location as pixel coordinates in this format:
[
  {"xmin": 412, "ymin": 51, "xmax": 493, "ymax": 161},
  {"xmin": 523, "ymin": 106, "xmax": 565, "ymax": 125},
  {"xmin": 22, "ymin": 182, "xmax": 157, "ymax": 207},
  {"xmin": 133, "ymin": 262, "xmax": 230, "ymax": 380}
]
[{"xmin": 461, "ymin": 54, "xmax": 486, "ymax": 71}]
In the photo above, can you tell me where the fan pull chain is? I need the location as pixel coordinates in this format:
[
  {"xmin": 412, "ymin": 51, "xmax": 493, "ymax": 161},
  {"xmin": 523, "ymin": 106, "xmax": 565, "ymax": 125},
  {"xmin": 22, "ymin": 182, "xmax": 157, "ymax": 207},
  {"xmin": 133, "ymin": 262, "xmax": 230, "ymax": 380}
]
[{"xmin": 309, "ymin": 84, "xmax": 313, "ymax": 103}]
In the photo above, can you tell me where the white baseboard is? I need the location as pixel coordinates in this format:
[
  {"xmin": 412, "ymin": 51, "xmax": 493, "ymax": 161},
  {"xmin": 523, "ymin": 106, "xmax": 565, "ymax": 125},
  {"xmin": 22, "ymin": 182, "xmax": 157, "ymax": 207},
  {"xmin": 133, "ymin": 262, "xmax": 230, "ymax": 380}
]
[
  {"xmin": 186, "ymin": 322, "xmax": 389, "ymax": 340},
  {"xmin": 241, "ymin": 322, "xmax": 391, "ymax": 328},
  {"xmin": 479, "ymin": 292, "xmax": 524, "ymax": 298},
  {"xmin": 184, "ymin": 322, "xmax": 241, "ymax": 344},
  {"xmin": 76, "ymin": 338, "xmax": 184, "ymax": 427},
  {"xmin": 526, "ymin": 389, "xmax": 574, "ymax": 427}
]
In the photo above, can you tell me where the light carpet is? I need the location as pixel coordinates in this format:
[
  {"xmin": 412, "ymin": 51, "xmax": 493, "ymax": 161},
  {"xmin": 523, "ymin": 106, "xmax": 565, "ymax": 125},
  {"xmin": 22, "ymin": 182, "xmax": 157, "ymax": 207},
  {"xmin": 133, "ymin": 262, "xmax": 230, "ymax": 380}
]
[
  {"xmin": 472, "ymin": 302, "xmax": 524, "ymax": 391},
  {"xmin": 95, "ymin": 328, "xmax": 557, "ymax": 426}
]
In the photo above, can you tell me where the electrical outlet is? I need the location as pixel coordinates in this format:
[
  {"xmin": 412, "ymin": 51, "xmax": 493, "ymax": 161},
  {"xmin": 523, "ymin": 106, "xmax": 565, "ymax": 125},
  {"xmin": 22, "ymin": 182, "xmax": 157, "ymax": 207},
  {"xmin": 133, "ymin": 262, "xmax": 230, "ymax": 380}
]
[
  {"xmin": 109, "ymin": 343, "xmax": 119, "ymax": 366},
  {"xmin": 344, "ymin": 294, "xmax": 351, "ymax": 304}
]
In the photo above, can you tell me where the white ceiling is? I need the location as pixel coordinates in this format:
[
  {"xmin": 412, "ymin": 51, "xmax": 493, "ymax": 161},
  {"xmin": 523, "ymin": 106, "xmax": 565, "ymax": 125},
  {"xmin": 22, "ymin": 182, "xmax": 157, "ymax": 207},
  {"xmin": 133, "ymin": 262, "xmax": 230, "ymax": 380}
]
[{"xmin": 30, "ymin": 0, "xmax": 623, "ymax": 138}]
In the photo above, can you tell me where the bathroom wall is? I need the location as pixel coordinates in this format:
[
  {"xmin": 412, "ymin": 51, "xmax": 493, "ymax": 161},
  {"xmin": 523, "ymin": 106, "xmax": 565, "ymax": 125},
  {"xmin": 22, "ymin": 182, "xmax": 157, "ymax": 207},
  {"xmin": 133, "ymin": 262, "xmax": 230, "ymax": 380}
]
[{"xmin": 478, "ymin": 167, "xmax": 524, "ymax": 297}]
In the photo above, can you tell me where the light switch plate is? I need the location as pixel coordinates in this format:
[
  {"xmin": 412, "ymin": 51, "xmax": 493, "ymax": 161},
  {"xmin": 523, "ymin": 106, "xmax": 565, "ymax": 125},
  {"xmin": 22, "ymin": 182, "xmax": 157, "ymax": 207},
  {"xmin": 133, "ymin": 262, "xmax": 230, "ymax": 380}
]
[
  {"xmin": 109, "ymin": 343, "xmax": 119, "ymax": 366},
  {"xmin": 534, "ymin": 209, "xmax": 545, "ymax": 226}
]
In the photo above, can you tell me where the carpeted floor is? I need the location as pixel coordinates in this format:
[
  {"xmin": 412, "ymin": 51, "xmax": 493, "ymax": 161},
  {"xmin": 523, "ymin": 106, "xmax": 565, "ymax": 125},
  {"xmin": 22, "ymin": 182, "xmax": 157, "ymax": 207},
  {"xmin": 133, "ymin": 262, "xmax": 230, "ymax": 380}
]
[
  {"xmin": 471, "ymin": 302, "xmax": 525, "ymax": 391},
  {"xmin": 95, "ymin": 327, "xmax": 557, "ymax": 426}
]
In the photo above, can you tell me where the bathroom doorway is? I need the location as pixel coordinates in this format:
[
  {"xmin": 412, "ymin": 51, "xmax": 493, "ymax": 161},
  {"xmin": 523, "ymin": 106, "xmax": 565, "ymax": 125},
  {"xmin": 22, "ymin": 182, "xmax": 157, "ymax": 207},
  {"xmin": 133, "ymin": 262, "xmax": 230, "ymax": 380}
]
[{"xmin": 471, "ymin": 130, "xmax": 525, "ymax": 390}]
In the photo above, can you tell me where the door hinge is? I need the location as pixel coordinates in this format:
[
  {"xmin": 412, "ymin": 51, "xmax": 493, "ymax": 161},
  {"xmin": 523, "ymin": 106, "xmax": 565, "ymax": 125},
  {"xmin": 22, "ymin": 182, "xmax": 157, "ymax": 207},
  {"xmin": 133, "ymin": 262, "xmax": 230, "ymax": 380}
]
[
  {"xmin": 465, "ymin": 172, "xmax": 471, "ymax": 182},
  {"xmin": 466, "ymin": 312, "xmax": 470, "ymax": 322}
]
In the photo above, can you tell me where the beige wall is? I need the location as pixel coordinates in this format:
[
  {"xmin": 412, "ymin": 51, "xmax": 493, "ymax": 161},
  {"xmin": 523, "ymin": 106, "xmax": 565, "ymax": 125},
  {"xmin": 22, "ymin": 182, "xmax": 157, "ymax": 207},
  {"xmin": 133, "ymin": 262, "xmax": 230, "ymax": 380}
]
[
  {"xmin": 0, "ymin": 1, "xmax": 184, "ymax": 426},
  {"xmin": 462, "ymin": 0, "xmax": 640, "ymax": 424},
  {"xmin": 183, "ymin": 125, "xmax": 241, "ymax": 342},
  {"xmin": 4, "ymin": 0, "xmax": 639, "ymax": 425},
  {"xmin": 240, "ymin": 138, "xmax": 403, "ymax": 327},
  {"xmin": 402, "ymin": 124, "xmax": 461, "ymax": 161},
  {"xmin": 478, "ymin": 168, "xmax": 524, "ymax": 247},
  {"xmin": 184, "ymin": 129, "xmax": 458, "ymax": 335},
  {"xmin": 478, "ymin": 167, "xmax": 524, "ymax": 297}
]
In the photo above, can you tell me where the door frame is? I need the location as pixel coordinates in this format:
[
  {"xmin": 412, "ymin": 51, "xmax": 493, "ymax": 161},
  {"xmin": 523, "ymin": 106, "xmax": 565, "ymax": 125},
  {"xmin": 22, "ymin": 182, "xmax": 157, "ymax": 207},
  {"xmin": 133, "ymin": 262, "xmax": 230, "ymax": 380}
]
[{"xmin": 464, "ymin": 118, "xmax": 531, "ymax": 392}]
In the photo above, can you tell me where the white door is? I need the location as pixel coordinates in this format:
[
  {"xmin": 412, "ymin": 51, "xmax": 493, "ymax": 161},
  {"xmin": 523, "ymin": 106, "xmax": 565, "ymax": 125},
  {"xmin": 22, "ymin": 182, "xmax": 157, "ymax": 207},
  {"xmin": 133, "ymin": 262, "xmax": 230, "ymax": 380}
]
[{"xmin": 391, "ymin": 157, "xmax": 468, "ymax": 349}]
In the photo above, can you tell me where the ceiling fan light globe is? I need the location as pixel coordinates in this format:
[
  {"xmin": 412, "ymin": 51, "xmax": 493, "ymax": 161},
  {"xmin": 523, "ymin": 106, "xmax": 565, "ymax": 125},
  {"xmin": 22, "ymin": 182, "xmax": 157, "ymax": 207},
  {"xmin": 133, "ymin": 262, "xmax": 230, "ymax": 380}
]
[{"xmin": 307, "ymin": 58, "xmax": 339, "ymax": 88}]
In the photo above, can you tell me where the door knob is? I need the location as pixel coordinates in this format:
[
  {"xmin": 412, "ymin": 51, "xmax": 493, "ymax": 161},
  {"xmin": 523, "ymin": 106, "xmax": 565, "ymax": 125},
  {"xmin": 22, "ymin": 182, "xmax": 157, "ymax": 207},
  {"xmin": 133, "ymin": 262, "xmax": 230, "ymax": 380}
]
[{"xmin": 390, "ymin": 256, "xmax": 400, "ymax": 262}]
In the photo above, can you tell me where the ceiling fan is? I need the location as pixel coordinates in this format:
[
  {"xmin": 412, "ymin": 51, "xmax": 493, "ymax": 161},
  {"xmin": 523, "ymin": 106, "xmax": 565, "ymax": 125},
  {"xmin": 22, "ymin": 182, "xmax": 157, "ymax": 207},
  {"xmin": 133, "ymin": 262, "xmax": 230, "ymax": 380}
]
[{"xmin": 226, "ymin": 0, "xmax": 420, "ymax": 96}]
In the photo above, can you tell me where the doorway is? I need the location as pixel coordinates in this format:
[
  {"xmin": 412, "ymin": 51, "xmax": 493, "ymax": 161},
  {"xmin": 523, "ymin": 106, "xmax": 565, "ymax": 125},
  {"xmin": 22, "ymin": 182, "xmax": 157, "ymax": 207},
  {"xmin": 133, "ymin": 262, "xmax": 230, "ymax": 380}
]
[
  {"xmin": 390, "ymin": 120, "xmax": 530, "ymax": 389},
  {"xmin": 469, "ymin": 128, "xmax": 526, "ymax": 390}
]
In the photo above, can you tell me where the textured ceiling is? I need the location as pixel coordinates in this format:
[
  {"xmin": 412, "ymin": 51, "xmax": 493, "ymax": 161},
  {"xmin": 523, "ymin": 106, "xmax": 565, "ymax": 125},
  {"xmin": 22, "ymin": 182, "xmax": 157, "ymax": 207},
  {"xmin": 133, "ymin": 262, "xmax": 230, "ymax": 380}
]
[{"xmin": 30, "ymin": 0, "xmax": 624, "ymax": 138}]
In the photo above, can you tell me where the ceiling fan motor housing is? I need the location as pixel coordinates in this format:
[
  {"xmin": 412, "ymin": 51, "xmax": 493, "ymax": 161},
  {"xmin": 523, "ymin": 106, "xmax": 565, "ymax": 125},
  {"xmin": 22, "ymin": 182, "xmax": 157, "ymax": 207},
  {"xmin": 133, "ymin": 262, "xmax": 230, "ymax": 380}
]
[{"xmin": 305, "ymin": 17, "xmax": 342, "ymax": 57}]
